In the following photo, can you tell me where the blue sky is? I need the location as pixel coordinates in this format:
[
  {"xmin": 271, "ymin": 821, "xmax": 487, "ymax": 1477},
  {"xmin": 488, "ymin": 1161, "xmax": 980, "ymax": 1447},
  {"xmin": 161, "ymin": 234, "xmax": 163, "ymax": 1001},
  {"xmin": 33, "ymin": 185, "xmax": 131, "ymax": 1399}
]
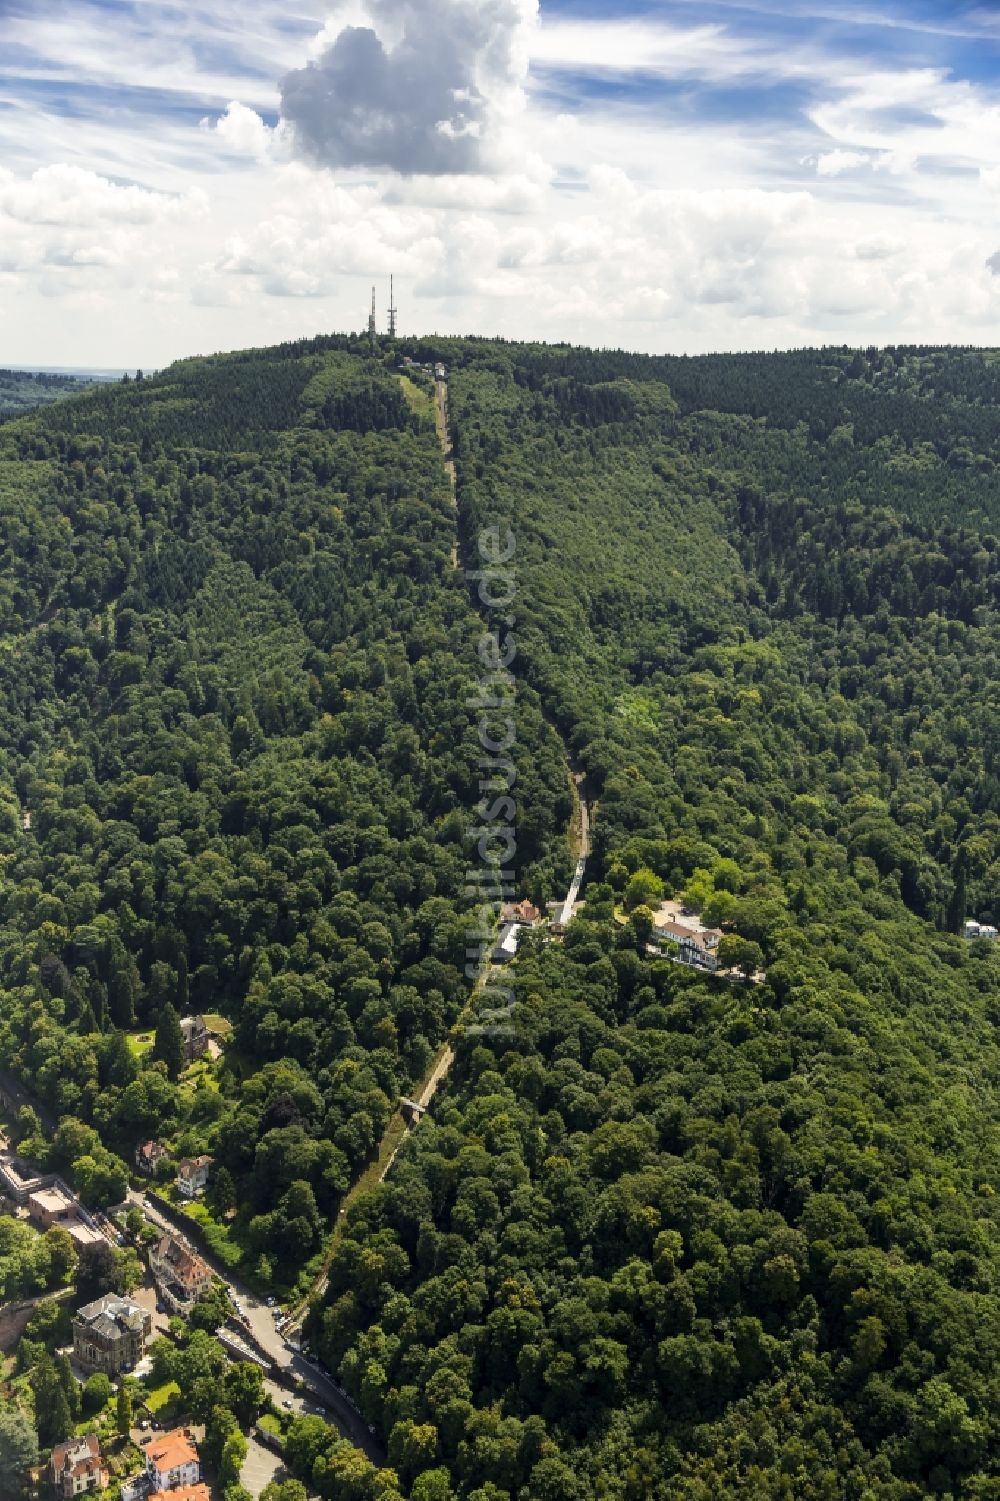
[{"xmin": 3, "ymin": 0, "xmax": 1000, "ymax": 363}]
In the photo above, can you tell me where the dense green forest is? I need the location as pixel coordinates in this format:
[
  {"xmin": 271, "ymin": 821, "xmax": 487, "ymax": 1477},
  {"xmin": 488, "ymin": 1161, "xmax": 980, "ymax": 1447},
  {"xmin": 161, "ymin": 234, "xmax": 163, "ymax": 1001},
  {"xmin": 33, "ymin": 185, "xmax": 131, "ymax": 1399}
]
[
  {"xmin": 0, "ymin": 341, "xmax": 572, "ymax": 1285},
  {"xmin": 2, "ymin": 336, "xmax": 1000, "ymax": 1497},
  {"xmin": 0, "ymin": 369, "xmax": 93, "ymax": 418}
]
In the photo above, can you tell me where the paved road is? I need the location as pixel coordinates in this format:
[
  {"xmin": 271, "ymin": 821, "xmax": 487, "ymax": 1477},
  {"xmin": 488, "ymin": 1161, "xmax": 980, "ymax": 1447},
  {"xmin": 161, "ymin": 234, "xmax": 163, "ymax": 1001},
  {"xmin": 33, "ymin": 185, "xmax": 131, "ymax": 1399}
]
[
  {"xmin": 129, "ymin": 1189, "xmax": 385, "ymax": 1465},
  {"xmin": 242, "ymin": 1432, "xmax": 286, "ymax": 1498},
  {"xmin": 557, "ymin": 782, "xmax": 590, "ymax": 927}
]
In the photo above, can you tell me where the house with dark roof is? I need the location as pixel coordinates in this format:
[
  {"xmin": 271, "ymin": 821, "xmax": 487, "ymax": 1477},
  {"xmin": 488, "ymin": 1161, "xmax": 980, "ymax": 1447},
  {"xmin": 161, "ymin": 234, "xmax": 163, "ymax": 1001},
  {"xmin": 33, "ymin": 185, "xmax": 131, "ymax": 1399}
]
[
  {"xmin": 135, "ymin": 1140, "xmax": 168, "ymax": 1176},
  {"xmin": 72, "ymin": 1293, "xmax": 151, "ymax": 1374}
]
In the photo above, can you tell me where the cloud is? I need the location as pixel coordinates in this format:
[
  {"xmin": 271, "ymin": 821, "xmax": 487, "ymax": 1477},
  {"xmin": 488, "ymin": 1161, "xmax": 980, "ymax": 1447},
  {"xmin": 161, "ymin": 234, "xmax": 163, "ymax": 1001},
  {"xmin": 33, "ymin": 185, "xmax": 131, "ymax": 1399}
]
[
  {"xmin": 211, "ymin": 176, "xmax": 444, "ymax": 297},
  {"xmin": 204, "ymin": 101, "xmax": 277, "ymax": 161},
  {"xmin": 853, "ymin": 234, "xmax": 903, "ymax": 260},
  {"xmin": 279, "ymin": 0, "xmax": 537, "ymax": 175},
  {"xmin": 0, "ymin": 163, "xmax": 206, "ymax": 293},
  {"xmin": 810, "ymin": 66, "xmax": 1000, "ymax": 178},
  {"xmin": 0, "ymin": 163, "xmax": 202, "ymax": 227},
  {"xmin": 531, "ymin": 18, "xmax": 745, "ymax": 79},
  {"xmin": 816, "ymin": 148, "xmax": 871, "ymax": 176},
  {"xmin": 10, "ymin": 0, "xmax": 1000, "ymax": 365}
]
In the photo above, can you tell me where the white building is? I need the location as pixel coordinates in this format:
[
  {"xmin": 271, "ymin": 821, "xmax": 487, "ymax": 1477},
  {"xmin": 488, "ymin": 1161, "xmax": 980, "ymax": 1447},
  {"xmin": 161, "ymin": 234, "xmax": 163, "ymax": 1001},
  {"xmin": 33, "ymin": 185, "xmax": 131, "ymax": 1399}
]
[
  {"xmin": 175, "ymin": 1154, "xmax": 212, "ymax": 1198},
  {"xmin": 50, "ymin": 1434, "xmax": 108, "ymax": 1497},
  {"xmin": 494, "ymin": 922, "xmax": 524, "ymax": 962},
  {"xmin": 145, "ymin": 1430, "xmax": 201, "ymax": 1492},
  {"xmin": 654, "ymin": 919, "xmax": 723, "ymax": 972}
]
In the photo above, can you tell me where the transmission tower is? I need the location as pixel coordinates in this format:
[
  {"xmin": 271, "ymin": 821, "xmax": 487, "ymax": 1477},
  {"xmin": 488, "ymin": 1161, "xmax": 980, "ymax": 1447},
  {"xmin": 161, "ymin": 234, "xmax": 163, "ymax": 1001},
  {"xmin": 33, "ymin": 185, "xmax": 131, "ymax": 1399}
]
[
  {"xmin": 367, "ymin": 286, "xmax": 378, "ymax": 350},
  {"xmin": 387, "ymin": 275, "xmax": 398, "ymax": 339}
]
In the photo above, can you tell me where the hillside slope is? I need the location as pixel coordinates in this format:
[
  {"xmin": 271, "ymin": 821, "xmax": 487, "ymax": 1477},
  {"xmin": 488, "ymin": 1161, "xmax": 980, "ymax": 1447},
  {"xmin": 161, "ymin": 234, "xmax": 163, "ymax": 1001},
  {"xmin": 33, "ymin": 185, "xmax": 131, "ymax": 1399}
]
[
  {"xmin": 0, "ymin": 368, "xmax": 92, "ymax": 417},
  {"xmin": 0, "ymin": 341, "xmax": 571, "ymax": 1284},
  {"xmin": 306, "ymin": 340, "xmax": 1000, "ymax": 1500},
  {"xmin": 2, "ymin": 337, "xmax": 1000, "ymax": 1498}
]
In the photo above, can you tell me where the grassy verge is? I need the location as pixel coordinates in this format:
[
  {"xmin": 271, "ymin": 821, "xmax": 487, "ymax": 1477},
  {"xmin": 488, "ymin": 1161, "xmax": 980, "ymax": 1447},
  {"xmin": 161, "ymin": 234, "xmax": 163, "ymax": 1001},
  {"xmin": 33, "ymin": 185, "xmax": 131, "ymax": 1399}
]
[{"xmin": 397, "ymin": 373, "xmax": 434, "ymax": 419}]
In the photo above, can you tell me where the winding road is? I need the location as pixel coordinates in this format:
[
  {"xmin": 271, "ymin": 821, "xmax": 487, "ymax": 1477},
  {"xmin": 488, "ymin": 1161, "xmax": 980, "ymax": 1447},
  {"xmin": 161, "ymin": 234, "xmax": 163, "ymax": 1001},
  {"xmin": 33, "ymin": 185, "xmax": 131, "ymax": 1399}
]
[{"xmin": 127, "ymin": 1188, "xmax": 386, "ymax": 1464}]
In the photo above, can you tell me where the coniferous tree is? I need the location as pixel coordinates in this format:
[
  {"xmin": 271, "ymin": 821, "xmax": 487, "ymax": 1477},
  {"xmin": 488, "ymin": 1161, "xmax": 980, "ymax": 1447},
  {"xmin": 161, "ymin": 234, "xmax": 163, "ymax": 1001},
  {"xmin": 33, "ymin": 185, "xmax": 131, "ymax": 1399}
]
[
  {"xmin": 0, "ymin": 1409, "xmax": 38, "ymax": 1498},
  {"xmin": 947, "ymin": 855, "xmax": 968, "ymax": 935},
  {"xmin": 152, "ymin": 1003, "xmax": 185, "ymax": 1081},
  {"xmin": 116, "ymin": 1384, "xmax": 132, "ymax": 1438}
]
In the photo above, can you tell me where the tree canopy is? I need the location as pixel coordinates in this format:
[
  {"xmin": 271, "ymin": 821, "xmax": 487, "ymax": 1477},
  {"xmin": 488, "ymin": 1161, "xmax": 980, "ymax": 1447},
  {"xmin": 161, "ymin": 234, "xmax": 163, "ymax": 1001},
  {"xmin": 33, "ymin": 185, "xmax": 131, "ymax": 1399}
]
[{"xmin": 4, "ymin": 334, "xmax": 1000, "ymax": 1494}]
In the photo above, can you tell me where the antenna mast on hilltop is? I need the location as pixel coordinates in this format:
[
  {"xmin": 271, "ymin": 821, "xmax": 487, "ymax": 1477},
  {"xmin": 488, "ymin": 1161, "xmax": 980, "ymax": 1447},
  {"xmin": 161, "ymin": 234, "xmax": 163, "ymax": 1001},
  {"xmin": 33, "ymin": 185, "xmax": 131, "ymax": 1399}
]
[
  {"xmin": 367, "ymin": 286, "xmax": 378, "ymax": 350},
  {"xmin": 387, "ymin": 275, "xmax": 398, "ymax": 339}
]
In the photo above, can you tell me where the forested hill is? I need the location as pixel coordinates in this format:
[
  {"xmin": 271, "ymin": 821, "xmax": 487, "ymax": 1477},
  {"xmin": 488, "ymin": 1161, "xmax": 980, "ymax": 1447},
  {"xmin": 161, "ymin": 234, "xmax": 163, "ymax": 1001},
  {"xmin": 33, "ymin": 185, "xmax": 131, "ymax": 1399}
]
[
  {"xmin": 0, "ymin": 341, "xmax": 572, "ymax": 1269},
  {"xmin": 1, "ymin": 337, "xmax": 1000, "ymax": 1498},
  {"xmin": 0, "ymin": 368, "xmax": 93, "ymax": 417}
]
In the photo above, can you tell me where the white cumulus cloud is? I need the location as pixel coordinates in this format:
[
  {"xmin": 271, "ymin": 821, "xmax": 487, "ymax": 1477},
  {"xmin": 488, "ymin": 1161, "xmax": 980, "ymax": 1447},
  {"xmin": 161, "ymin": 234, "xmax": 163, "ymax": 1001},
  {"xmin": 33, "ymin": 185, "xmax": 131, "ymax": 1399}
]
[
  {"xmin": 0, "ymin": 164, "xmax": 204, "ymax": 227},
  {"xmin": 279, "ymin": 0, "xmax": 538, "ymax": 175},
  {"xmin": 204, "ymin": 101, "xmax": 278, "ymax": 162}
]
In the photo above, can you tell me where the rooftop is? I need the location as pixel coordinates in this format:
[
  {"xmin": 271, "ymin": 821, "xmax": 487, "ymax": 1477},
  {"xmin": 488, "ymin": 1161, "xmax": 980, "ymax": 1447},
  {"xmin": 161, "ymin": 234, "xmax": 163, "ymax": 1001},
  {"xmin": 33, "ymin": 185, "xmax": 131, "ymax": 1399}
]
[
  {"xmin": 154, "ymin": 1232, "xmax": 210, "ymax": 1287},
  {"xmin": 658, "ymin": 920, "xmax": 698, "ymax": 942},
  {"xmin": 76, "ymin": 1294, "xmax": 148, "ymax": 1336},
  {"xmin": 52, "ymin": 1434, "xmax": 101, "ymax": 1472},
  {"xmin": 146, "ymin": 1429, "xmax": 198, "ymax": 1473},
  {"xmin": 502, "ymin": 898, "xmax": 543, "ymax": 925},
  {"xmin": 29, "ymin": 1185, "xmax": 75, "ymax": 1213},
  {"xmin": 66, "ymin": 1222, "xmax": 106, "ymax": 1248}
]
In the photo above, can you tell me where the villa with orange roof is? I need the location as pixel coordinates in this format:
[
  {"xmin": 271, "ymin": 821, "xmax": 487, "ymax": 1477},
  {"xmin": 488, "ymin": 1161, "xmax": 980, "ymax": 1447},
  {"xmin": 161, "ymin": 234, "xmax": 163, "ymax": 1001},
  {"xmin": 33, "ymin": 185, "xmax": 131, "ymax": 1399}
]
[{"xmin": 145, "ymin": 1429, "xmax": 201, "ymax": 1492}]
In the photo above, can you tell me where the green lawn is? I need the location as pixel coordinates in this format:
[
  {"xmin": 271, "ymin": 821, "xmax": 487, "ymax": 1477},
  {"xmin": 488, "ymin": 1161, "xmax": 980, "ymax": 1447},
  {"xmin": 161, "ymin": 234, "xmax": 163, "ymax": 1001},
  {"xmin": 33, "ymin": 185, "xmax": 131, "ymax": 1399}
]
[
  {"xmin": 397, "ymin": 373, "xmax": 434, "ymax": 418},
  {"xmin": 167, "ymin": 1196, "xmax": 244, "ymax": 1271},
  {"xmin": 179, "ymin": 1057, "xmax": 219, "ymax": 1092},
  {"xmin": 143, "ymin": 1379, "xmax": 180, "ymax": 1415},
  {"xmin": 201, "ymin": 1012, "xmax": 233, "ymax": 1038}
]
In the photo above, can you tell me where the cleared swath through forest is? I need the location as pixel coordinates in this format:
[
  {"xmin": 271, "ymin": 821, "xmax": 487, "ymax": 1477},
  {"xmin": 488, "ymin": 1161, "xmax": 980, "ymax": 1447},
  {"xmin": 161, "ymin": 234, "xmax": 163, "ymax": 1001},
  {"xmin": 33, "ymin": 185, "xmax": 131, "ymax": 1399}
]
[{"xmin": 287, "ymin": 375, "xmax": 589, "ymax": 1335}]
